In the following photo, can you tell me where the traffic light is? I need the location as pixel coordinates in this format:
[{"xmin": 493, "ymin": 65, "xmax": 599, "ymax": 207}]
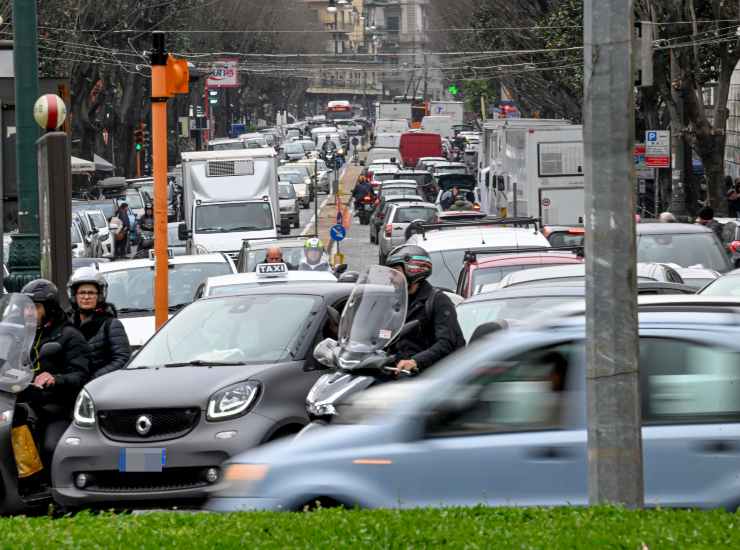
[
  {"xmin": 134, "ymin": 125, "xmax": 144, "ymax": 151},
  {"xmin": 448, "ymin": 84, "xmax": 459, "ymax": 96},
  {"xmin": 142, "ymin": 127, "xmax": 150, "ymax": 149}
]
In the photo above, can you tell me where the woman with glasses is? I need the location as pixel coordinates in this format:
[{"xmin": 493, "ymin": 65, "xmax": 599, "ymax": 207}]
[{"xmin": 68, "ymin": 267, "xmax": 130, "ymax": 379}]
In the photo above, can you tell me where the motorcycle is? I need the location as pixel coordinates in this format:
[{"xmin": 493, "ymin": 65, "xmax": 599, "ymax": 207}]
[
  {"xmin": 298, "ymin": 266, "xmax": 417, "ymax": 438},
  {"xmin": 357, "ymin": 194, "xmax": 375, "ymax": 225},
  {"xmin": 133, "ymin": 223, "xmax": 154, "ymax": 259},
  {"xmin": 0, "ymin": 293, "xmax": 61, "ymax": 514}
]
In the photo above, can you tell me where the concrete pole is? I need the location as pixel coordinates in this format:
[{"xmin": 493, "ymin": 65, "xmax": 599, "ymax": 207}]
[
  {"xmin": 6, "ymin": 0, "xmax": 41, "ymax": 291},
  {"xmin": 583, "ymin": 0, "xmax": 644, "ymax": 507}
]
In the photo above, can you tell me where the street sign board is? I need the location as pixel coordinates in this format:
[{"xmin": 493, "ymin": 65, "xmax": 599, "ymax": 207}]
[
  {"xmin": 645, "ymin": 130, "xmax": 670, "ymax": 168},
  {"xmin": 206, "ymin": 59, "xmax": 239, "ymax": 88},
  {"xmin": 329, "ymin": 224, "xmax": 346, "ymax": 242}
]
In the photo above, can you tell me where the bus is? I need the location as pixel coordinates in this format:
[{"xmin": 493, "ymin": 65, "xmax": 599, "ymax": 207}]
[{"xmin": 325, "ymin": 100, "xmax": 354, "ymax": 122}]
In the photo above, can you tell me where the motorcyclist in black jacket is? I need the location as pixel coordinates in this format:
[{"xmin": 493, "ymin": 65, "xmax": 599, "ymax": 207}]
[
  {"xmin": 19, "ymin": 279, "xmax": 90, "ymax": 462},
  {"xmin": 68, "ymin": 267, "xmax": 131, "ymax": 379},
  {"xmin": 384, "ymin": 245, "xmax": 465, "ymax": 375}
]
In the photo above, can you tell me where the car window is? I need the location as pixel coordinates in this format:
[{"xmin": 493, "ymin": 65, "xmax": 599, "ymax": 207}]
[
  {"xmin": 394, "ymin": 207, "xmax": 437, "ymax": 224},
  {"xmin": 472, "ymin": 265, "xmax": 542, "ymax": 291},
  {"xmin": 426, "ymin": 344, "xmax": 578, "ymax": 437},
  {"xmin": 637, "ymin": 233, "xmax": 730, "ymax": 272},
  {"xmin": 457, "ymin": 297, "xmax": 582, "ymax": 342},
  {"xmin": 279, "ymin": 184, "xmax": 296, "ymax": 199},
  {"xmin": 245, "ymin": 246, "xmax": 304, "ymax": 272},
  {"xmin": 427, "ymin": 250, "xmax": 465, "ymax": 290},
  {"xmin": 104, "ymin": 262, "xmax": 233, "ymax": 311},
  {"xmin": 640, "ymin": 338, "xmax": 740, "ymax": 423},
  {"xmin": 548, "ymin": 232, "xmax": 585, "ymax": 247},
  {"xmin": 699, "ymin": 275, "xmax": 740, "ymax": 296}
]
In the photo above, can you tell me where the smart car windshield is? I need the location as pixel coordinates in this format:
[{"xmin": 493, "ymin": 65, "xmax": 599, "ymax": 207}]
[{"xmin": 129, "ymin": 294, "xmax": 320, "ymax": 366}]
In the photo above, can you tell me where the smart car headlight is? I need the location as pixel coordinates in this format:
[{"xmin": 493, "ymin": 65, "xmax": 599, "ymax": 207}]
[
  {"xmin": 207, "ymin": 381, "xmax": 260, "ymax": 421},
  {"xmin": 74, "ymin": 389, "xmax": 96, "ymax": 427}
]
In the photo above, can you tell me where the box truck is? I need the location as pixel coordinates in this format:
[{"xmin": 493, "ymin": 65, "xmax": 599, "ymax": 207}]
[
  {"xmin": 429, "ymin": 101, "xmax": 464, "ymax": 127},
  {"xmin": 177, "ymin": 148, "xmax": 286, "ymax": 262},
  {"xmin": 378, "ymin": 102, "xmax": 412, "ymax": 121},
  {"xmin": 497, "ymin": 126, "xmax": 584, "ymax": 225}
]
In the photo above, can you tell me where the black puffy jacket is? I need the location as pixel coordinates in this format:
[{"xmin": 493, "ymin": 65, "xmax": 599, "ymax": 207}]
[
  {"xmin": 72, "ymin": 304, "xmax": 131, "ymax": 379},
  {"xmin": 394, "ymin": 280, "xmax": 466, "ymax": 372},
  {"xmin": 25, "ymin": 316, "xmax": 91, "ymax": 414}
]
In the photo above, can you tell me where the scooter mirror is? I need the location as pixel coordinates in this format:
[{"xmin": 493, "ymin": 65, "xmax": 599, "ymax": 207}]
[
  {"xmin": 313, "ymin": 338, "xmax": 337, "ymax": 368},
  {"xmin": 38, "ymin": 342, "xmax": 62, "ymax": 361},
  {"xmin": 338, "ymin": 271, "xmax": 359, "ymax": 284}
]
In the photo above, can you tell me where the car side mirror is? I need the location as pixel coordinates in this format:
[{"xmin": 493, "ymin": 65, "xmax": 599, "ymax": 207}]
[
  {"xmin": 313, "ymin": 338, "xmax": 337, "ymax": 368},
  {"xmin": 359, "ymin": 161, "xmax": 365, "ymax": 166},
  {"xmin": 338, "ymin": 271, "xmax": 359, "ymax": 283},
  {"xmin": 38, "ymin": 342, "xmax": 62, "ymax": 361},
  {"xmin": 177, "ymin": 222, "xmax": 190, "ymax": 241},
  {"xmin": 334, "ymin": 263, "xmax": 348, "ymax": 275}
]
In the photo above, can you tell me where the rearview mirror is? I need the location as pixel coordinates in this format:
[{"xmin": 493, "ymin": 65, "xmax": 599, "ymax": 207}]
[
  {"xmin": 313, "ymin": 338, "xmax": 337, "ymax": 368},
  {"xmin": 177, "ymin": 222, "xmax": 190, "ymax": 241},
  {"xmin": 338, "ymin": 271, "xmax": 359, "ymax": 283},
  {"xmin": 38, "ymin": 342, "xmax": 62, "ymax": 361}
]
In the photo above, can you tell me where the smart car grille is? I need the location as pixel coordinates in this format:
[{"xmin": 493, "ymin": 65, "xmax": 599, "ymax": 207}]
[
  {"xmin": 84, "ymin": 467, "xmax": 213, "ymax": 493},
  {"xmin": 98, "ymin": 408, "xmax": 200, "ymax": 442}
]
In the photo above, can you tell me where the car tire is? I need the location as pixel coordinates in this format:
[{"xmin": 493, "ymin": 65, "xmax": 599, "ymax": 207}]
[
  {"xmin": 379, "ymin": 251, "xmax": 384, "ymax": 265},
  {"xmin": 370, "ymin": 228, "xmax": 376, "ymax": 244}
]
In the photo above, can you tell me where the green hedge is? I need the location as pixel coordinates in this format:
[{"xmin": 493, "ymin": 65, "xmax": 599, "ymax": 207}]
[{"xmin": 1, "ymin": 506, "xmax": 738, "ymax": 549}]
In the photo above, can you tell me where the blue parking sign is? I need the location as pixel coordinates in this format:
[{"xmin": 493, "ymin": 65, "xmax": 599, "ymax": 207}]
[{"xmin": 647, "ymin": 131, "xmax": 657, "ymax": 142}]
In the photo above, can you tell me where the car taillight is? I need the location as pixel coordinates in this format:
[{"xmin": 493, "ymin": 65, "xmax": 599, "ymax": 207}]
[
  {"xmin": 385, "ymin": 224, "xmax": 393, "ymax": 238},
  {"xmin": 730, "ymin": 240, "xmax": 740, "ymax": 253},
  {"xmin": 472, "ymin": 203, "xmax": 481, "ymax": 211},
  {"xmin": 367, "ymin": 171, "xmax": 374, "ymax": 180}
]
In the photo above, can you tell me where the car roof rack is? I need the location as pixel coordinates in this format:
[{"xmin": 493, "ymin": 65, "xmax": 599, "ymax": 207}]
[
  {"xmin": 406, "ymin": 216, "xmax": 542, "ymax": 240},
  {"xmin": 463, "ymin": 245, "xmax": 584, "ymax": 263}
]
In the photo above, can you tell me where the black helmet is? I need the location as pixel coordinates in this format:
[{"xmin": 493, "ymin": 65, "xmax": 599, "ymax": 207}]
[
  {"xmin": 385, "ymin": 244, "xmax": 433, "ymax": 285},
  {"xmin": 22, "ymin": 279, "xmax": 60, "ymax": 305}
]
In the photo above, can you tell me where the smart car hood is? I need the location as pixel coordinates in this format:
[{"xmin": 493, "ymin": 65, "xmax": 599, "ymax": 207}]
[{"xmin": 84, "ymin": 362, "xmax": 299, "ymax": 409}]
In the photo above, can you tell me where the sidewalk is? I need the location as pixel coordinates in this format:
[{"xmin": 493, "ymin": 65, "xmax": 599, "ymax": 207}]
[{"xmin": 315, "ymin": 163, "xmax": 363, "ymax": 262}]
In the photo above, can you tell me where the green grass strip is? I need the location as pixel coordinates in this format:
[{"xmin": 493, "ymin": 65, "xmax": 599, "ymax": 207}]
[{"xmin": 0, "ymin": 506, "xmax": 738, "ymax": 549}]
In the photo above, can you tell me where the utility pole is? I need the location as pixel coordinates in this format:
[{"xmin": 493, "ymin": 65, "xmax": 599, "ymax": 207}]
[
  {"xmin": 6, "ymin": 0, "xmax": 40, "ymax": 291},
  {"xmin": 583, "ymin": 0, "xmax": 644, "ymax": 508},
  {"xmin": 669, "ymin": 50, "xmax": 689, "ymax": 218},
  {"xmin": 150, "ymin": 32, "xmax": 188, "ymax": 329}
]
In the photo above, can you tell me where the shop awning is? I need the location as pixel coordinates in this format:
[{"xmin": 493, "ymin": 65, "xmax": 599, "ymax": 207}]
[{"xmin": 71, "ymin": 156, "xmax": 95, "ymax": 174}]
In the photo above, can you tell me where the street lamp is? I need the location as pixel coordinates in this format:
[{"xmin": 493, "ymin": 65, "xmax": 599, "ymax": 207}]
[{"xmin": 327, "ymin": 0, "xmax": 337, "ymax": 13}]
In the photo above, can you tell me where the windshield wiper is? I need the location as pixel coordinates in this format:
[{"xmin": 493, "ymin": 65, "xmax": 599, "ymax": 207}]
[
  {"xmin": 162, "ymin": 360, "xmax": 244, "ymax": 368},
  {"xmin": 226, "ymin": 226, "xmax": 267, "ymax": 232},
  {"xmin": 118, "ymin": 307, "xmax": 154, "ymax": 314},
  {"xmin": 168, "ymin": 303, "xmax": 190, "ymax": 312}
]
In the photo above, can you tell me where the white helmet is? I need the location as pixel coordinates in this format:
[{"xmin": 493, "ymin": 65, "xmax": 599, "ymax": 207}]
[{"xmin": 68, "ymin": 267, "xmax": 108, "ymax": 307}]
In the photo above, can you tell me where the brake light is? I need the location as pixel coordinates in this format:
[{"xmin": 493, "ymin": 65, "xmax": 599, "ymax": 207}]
[
  {"xmin": 385, "ymin": 224, "xmax": 393, "ymax": 237},
  {"xmin": 730, "ymin": 240, "xmax": 740, "ymax": 253},
  {"xmin": 367, "ymin": 171, "xmax": 374, "ymax": 180},
  {"xmin": 568, "ymin": 228, "xmax": 585, "ymax": 235},
  {"xmin": 472, "ymin": 203, "xmax": 481, "ymax": 211}
]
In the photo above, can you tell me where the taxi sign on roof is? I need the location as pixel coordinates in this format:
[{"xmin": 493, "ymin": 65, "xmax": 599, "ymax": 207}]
[{"xmin": 256, "ymin": 263, "xmax": 288, "ymax": 277}]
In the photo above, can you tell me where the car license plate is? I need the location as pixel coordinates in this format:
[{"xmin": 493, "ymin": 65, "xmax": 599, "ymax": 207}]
[{"xmin": 118, "ymin": 448, "xmax": 166, "ymax": 472}]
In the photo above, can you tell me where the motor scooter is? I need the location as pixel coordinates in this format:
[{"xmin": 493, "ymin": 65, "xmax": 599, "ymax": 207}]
[
  {"xmin": 0, "ymin": 293, "xmax": 62, "ymax": 514},
  {"xmin": 298, "ymin": 266, "xmax": 417, "ymax": 438},
  {"xmin": 357, "ymin": 194, "xmax": 375, "ymax": 225}
]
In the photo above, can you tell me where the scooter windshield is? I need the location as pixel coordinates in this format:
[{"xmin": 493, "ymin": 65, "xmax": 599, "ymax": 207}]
[
  {"xmin": 338, "ymin": 265, "xmax": 408, "ymax": 355},
  {"xmin": 0, "ymin": 294, "xmax": 36, "ymax": 393}
]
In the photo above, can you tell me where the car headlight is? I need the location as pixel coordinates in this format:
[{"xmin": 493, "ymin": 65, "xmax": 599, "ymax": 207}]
[
  {"xmin": 195, "ymin": 244, "xmax": 210, "ymax": 254},
  {"xmin": 207, "ymin": 381, "xmax": 260, "ymax": 421},
  {"xmin": 74, "ymin": 389, "xmax": 96, "ymax": 427}
]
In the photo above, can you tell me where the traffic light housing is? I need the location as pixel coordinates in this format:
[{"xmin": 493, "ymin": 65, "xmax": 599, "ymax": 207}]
[
  {"xmin": 134, "ymin": 126, "xmax": 144, "ymax": 151},
  {"xmin": 165, "ymin": 55, "xmax": 189, "ymax": 97}
]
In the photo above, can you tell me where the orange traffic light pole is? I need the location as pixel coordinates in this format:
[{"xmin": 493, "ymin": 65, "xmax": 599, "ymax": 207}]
[{"xmin": 150, "ymin": 32, "xmax": 188, "ymax": 329}]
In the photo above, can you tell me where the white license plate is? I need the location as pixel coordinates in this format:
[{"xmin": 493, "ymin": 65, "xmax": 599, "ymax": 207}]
[{"xmin": 118, "ymin": 448, "xmax": 166, "ymax": 472}]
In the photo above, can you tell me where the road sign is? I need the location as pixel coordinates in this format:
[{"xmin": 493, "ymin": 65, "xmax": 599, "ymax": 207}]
[
  {"xmin": 329, "ymin": 224, "xmax": 346, "ymax": 242},
  {"xmin": 541, "ymin": 197, "xmax": 551, "ymax": 207},
  {"xmin": 645, "ymin": 130, "xmax": 670, "ymax": 168}
]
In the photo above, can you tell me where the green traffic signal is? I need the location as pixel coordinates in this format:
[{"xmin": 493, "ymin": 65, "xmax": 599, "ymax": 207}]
[
  {"xmin": 448, "ymin": 85, "xmax": 459, "ymax": 95},
  {"xmin": 135, "ymin": 143, "xmax": 142, "ymax": 151}
]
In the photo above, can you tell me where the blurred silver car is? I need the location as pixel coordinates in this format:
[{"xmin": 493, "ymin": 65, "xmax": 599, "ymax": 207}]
[
  {"xmin": 377, "ymin": 201, "xmax": 440, "ymax": 264},
  {"xmin": 208, "ymin": 295, "xmax": 740, "ymax": 511},
  {"xmin": 278, "ymin": 182, "xmax": 300, "ymax": 229}
]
